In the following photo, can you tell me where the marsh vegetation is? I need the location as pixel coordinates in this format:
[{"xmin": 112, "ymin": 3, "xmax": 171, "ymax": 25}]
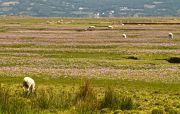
[{"xmin": 0, "ymin": 17, "xmax": 179, "ymax": 113}]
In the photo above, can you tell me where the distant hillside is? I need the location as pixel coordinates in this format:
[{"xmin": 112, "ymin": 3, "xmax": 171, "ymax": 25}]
[{"xmin": 0, "ymin": 0, "xmax": 180, "ymax": 17}]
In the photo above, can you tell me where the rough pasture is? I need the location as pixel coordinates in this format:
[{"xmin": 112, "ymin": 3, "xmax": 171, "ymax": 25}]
[{"xmin": 0, "ymin": 17, "xmax": 179, "ymax": 113}]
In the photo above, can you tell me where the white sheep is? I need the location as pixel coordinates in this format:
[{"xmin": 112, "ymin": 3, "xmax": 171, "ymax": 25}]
[
  {"xmin": 87, "ymin": 26, "xmax": 96, "ymax": 31},
  {"xmin": 168, "ymin": 32, "xmax": 174, "ymax": 39},
  {"xmin": 46, "ymin": 21, "xmax": 51, "ymax": 24},
  {"xmin": 22, "ymin": 77, "xmax": 35, "ymax": 93},
  {"xmin": 108, "ymin": 25, "xmax": 113, "ymax": 29},
  {"xmin": 122, "ymin": 34, "xmax": 127, "ymax": 38}
]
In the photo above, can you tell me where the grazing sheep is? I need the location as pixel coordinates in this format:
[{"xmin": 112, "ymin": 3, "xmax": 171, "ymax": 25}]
[
  {"xmin": 108, "ymin": 25, "xmax": 113, "ymax": 29},
  {"xmin": 57, "ymin": 20, "xmax": 62, "ymax": 24},
  {"xmin": 87, "ymin": 26, "xmax": 96, "ymax": 31},
  {"xmin": 22, "ymin": 77, "xmax": 35, "ymax": 94},
  {"xmin": 122, "ymin": 34, "xmax": 127, "ymax": 38},
  {"xmin": 168, "ymin": 32, "xmax": 174, "ymax": 39},
  {"xmin": 57, "ymin": 19, "xmax": 64, "ymax": 24},
  {"xmin": 46, "ymin": 21, "xmax": 51, "ymax": 24}
]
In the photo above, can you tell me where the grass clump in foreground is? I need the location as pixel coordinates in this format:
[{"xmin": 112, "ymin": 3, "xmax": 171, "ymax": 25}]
[
  {"xmin": 0, "ymin": 84, "xmax": 35, "ymax": 114},
  {"xmin": 0, "ymin": 84, "xmax": 73, "ymax": 114},
  {"xmin": 100, "ymin": 86, "xmax": 136, "ymax": 111},
  {"xmin": 74, "ymin": 80, "xmax": 98, "ymax": 113},
  {"xmin": 0, "ymin": 80, "xmax": 138, "ymax": 113}
]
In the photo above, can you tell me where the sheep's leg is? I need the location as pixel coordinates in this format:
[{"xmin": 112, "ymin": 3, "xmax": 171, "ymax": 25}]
[
  {"xmin": 23, "ymin": 86, "xmax": 26, "ymax": 91},
  {"xmin": 32, "ymin": 84, "xmax": 35, "ymax": 93},
  {"xmin": 30, "ymin": 85, "xmax": 33, "ymax": 93},
  {"xmin": 32, "ymin": 87, "xmax": 35, "ymax": 93},
  {"xmin": 26, "ymin": 87, "xmax": 30, "ymax": 95},
  {"xmin": 29, "ymin": 85, "xmax": 35, "ymax": 94},
  {"xmin": 27, "ymin": 87, "xmax": 30, "ymax": 92}
]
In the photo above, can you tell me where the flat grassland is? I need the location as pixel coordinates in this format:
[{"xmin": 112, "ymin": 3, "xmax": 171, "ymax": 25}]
[{"xmin": 0, "ymin": 17, "xmax": 179, "ymax": 114}]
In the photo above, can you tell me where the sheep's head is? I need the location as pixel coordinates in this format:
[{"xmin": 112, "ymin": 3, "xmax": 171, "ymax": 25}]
[{"xmin": 22, "ymin": 81, "xmax": 29, "ymax": 89}]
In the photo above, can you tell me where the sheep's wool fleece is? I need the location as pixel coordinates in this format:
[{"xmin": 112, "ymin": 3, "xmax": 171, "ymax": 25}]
[{"xmin": 24, "ymin": 77, "xmax": 35, "ymax": 85}]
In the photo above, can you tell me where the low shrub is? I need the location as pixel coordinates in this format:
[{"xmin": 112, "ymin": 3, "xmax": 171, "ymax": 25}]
[
  {"xmin": 127, "ymin": 56, "xmax": 139, "ymax": 60},
  {"xmin": 167, "ymin": 57, "xmax": 180, "ymax": 63}
]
